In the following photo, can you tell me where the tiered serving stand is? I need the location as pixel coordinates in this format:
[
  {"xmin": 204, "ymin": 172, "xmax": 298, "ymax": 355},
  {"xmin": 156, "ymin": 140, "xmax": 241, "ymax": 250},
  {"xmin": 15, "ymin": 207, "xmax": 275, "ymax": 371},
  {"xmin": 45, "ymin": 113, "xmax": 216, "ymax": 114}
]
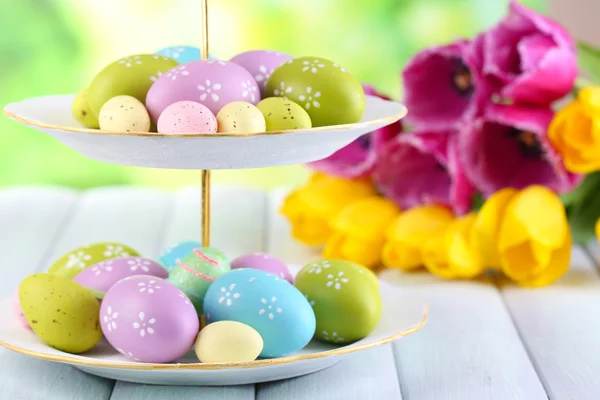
[{"xmin": 0, "ymin": 0, "xmax": 427, "ymax": 386}]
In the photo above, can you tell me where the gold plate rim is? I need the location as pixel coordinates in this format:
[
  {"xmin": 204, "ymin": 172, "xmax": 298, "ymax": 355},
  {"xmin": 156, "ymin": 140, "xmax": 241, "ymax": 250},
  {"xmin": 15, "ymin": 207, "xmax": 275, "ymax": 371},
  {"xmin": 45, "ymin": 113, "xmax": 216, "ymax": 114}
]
[
  {"xmin": 2, "ymin": 95, "xmax": 407, "ymax": 138},
  {"xmin": 0, "ymin": 304, "xmax": 427, "ymax": 371}
]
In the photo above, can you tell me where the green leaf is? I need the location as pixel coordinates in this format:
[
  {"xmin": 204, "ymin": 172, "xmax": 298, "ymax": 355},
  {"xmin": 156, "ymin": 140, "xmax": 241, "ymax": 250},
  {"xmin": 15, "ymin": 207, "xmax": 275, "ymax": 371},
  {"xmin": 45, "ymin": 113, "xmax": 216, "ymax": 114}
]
[
  {"xmin": 577, "ymin": 40, "xmax": 600, "ymax": 84},
  {"xmin": 470, "ymin": 192, "xmax": 486, "ymax": 212},
  {"xmin": 564, "ymin": 172, "xmax": 600, "ymax": 244}
]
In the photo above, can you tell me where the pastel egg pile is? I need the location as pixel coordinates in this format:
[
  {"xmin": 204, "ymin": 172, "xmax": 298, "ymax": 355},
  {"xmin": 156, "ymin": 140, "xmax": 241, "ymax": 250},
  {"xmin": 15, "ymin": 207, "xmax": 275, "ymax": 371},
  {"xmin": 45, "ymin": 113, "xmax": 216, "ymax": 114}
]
[
  {"xmin": 15, "ymin": 241, "xmax": 382, "ymax": 364},
  {"xmin": 72, "ymin": 45, "xmax": 366, "ymax": 134}
]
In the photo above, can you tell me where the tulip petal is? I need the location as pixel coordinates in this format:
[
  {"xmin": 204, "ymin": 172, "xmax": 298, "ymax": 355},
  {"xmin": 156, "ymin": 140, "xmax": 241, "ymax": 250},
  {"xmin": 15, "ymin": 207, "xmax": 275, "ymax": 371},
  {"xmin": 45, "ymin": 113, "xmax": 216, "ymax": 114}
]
[
  {"xmin": 382, "ymin": 240, "xmax": 423, "ymax": 271},
  {"xmin": 332, "ymin": 197, "xmax": 400, "ymax": 241},
  {"xmin": 423, "ymin": 231, "xmax": 457, "ymax": 279},
  {"xmin": 324, "ymin": 234, "xmax": 383, "ymax": 268},
  {"xmin": 447, "ymin": 213, "xmax": 485, "ymax": 278}
]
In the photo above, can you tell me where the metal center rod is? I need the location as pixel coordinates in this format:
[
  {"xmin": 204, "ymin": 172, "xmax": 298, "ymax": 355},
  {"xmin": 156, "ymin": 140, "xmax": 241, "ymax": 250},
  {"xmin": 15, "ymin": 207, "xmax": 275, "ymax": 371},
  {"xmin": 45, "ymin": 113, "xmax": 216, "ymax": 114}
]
[{"xmin": 200, "ymin": 0, "xmax": 211, "ymax": 247}]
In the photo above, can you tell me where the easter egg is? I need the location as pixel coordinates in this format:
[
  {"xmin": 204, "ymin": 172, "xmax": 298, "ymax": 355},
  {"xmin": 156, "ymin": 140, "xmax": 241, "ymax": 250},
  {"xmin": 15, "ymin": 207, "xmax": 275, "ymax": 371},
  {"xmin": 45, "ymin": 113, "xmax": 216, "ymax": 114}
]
[
  {"xmin": 204, "ymin": 269, "xmax": 316, "ymax": 358},
  {"xmin": 157, "ymin": 101, "xmax": 217, "ymax": 134},
  {"xmin": 167, "ymin": 247, "xmax": 231, "ymax": 313},
  {"xmin": 156, "ymin": 46, "xmax": 216, "ymax": 64},
  {"xmin": 294, "ymin": 259, "xmax": 381, "ymax": 344},
  {"xmin": 256, "ymin": 97, "xmax": 312, "ymax": 131},
  {"xmin": 231, "ymin": 253, "xmax": 293, "ymax": 283},
  {"xmin": 194, "ymin": 321, "xmax": 263, "ymax": 363},
  {"xmin": 159, "ymin": 241, "xmax": 201, "ymax": 273},
  {"xmin": 12, "ymin": 290, "xmax": 30, "ymax": 330},
  {"xmin": 216, "ymin": 101, "xmax": 266, "ymax": 133},
  {"xmin": 99, "ymin": 95, "xmax": 151, "ymax": 132},
  {"xmin": 88, "ymin": 54, "xmax": 178, "ymax": 116},
  {"xmin": 264, "ymin": 57, "xmax": 365, "ymax": 127},
  {"xmin": 101, "ymin": 276, "xmax": 199, "ymax": 363},
  {"xmin": 230, "ymin": 50, "xmax": 293, "ymax": 95},
  {"xmin": 72, "ymin": 88, "xmax": 99, "ymax": 129},
  {"xmin": 73, "ymin": 257, "xmax": 168, "ymax": 294},
  {"xmin": 47, "ymin": 242, "xmax": 140, "ymax": 280},
  {"xmin": 19, "ymin": 273, "xmax": 102, "ymax": 353},
  {"xmin": 145, "ymin": 60, "xmax": 260, "ymax": 122}
]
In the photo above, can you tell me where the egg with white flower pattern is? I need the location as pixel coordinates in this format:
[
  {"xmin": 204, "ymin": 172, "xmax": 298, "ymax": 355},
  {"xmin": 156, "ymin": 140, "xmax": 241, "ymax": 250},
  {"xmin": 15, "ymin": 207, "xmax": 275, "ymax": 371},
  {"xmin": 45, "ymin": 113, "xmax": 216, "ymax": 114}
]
[
  {"xmin": 294, "ymin": 259, "xmax": 381, "ymax": 345},
  {"xmin": 101, "ymin": 275, "xmax": 199, "ymax": 363},
  {"xmin": 204, "ymin": 269, "xmax": 315, "ymax": 358},
  {"xmin": 230, "ymin": 50, "xmax": 292, "ymax": 96},
  {"xmin": 264, "ymin": 56, "xmax": 365, "ymax": 127}
]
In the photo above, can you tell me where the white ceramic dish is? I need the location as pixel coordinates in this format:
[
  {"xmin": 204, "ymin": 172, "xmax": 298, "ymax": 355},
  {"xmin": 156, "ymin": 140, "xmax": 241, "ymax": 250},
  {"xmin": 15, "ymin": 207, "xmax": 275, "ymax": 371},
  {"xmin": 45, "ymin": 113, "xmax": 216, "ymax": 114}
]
[
  {"xmin": 0, "ymin": 281, "xmax": 426, "ymax": 386},
  {"xmin": 3, "ymin": 94, "xmax": 407, "ymax": 170}
]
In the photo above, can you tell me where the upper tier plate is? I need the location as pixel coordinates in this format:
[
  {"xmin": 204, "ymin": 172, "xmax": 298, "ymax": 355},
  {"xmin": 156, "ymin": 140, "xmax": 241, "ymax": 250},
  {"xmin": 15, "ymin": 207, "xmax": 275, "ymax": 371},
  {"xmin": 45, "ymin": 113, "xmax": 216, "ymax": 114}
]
[{"xmin": 3, "ymin": 94, "xmax": 407, "ymax": 170}]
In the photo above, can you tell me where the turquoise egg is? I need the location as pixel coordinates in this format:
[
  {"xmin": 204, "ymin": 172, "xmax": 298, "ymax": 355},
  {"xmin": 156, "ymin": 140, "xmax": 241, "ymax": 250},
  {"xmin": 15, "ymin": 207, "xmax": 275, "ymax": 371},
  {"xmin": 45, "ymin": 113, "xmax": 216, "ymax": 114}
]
[
  {"xmin": 204, "ymin": 269, "xmax": 316, "ymax": 358},
  {"xmin": 155, "ymin": 46, "xmax": 216, "ymax": 64},
  {"xmin": 159, "ymin": 241, "xmax": 201, "ymax": 273}
]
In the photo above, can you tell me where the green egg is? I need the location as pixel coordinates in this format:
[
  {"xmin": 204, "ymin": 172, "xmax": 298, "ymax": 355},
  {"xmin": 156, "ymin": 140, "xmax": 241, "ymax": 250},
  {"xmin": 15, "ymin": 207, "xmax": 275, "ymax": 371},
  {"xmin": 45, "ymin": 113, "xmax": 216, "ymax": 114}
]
[
  {"xmin": 256, "ymin": 97, "xmax": 312, "ymax": 131},
  {"xmin": 19, "ymin": 273, "xmax": 102, "ymax": 354},
  {"xmin": 264, "ymin": 57, "xmax": 365, "ymax": 127},
  {"xmin": 88, "ymin": 54, "xmax": 178, "ymax": 116},
  {"xmin": 72, "ymin": 88, "xmax": 100, "ymax": 129},
  {"xmin": 47, "ymin": 242, "xmax": 140, "ymax": 280},
  {"xmin": 294, "ymin": 259, "xmax": 381, "ymax": 344}
]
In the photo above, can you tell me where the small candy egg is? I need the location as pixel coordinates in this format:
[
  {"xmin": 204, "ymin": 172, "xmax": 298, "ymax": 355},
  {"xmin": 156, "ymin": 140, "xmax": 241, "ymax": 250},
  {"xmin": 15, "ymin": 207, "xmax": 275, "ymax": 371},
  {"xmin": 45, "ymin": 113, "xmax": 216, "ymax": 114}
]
[
  {"xmin": 194, "ymin": 321, "xmax": 263, "ymax": 363},
  {"xmin": 216, "ymin": 101, "xmax": 266, "ymax": 133},
  {"xmin": 99, "ymin": 95, "xmax": 151, "ymax": 132},
  {"xmin": 229, "ymin": 50, "xmax": 292, "ymax": 95},
  {"xmin": 12, "ymin": 290, "xmax": 30, "ymax": 330},
  {"xmin": 48, "ymin": 242, "xmax": 140, "ymax": 280},
  {"xmin": 19, "ymin": 273, "xmax": 102, "ymax": 353},
  {"xmin": 156, "ymin": 46, "xmax": 216, "ymax": 64},
  {"xmin": 72, "ymin": 88, "xmax": 99, "ymax": 129},
  {"xmin": 231, "ymin": 253, "xmax": 294, "ymax": 283},
  {"xmin": 159, "ymin": 241, "xmax": 201, "ymax": 273},
  {"xmin": 294, "ymin": 259, "xmax": 381, "ymax": 344},
  {"xmin": 204, "ymin": 269, "xmax": 316, "ymax": 358},
  {"xmin": 73, "ymin": 257, "xmax": 168, "ymax": 294},
  {"xmin": 256, "ymin": 97, "xmax": 311, "ymax": 131},
  {"xmin": 101, "ymin": 276, "xmax": 199, "ymax": 363},
  {"xmin": 157, "ymin": 101, "xmax": 217, "ymax": 134}
]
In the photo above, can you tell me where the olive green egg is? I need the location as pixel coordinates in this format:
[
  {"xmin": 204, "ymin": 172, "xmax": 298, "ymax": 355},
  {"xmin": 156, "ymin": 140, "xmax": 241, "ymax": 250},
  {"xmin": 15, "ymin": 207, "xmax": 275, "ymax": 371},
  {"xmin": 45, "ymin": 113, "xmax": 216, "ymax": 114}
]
[
  {"xmin": 264, "ymin": 57, "xmax": 365, "ymax": 127},
  {"xmin": 256, "ymin": 97, "xmax": 312, "ymax": 131},
  {"xmin": 88, "ymin": 54, "xmax": 178, "ymax": 116},
  {"xmin": 72, "ymin": 88, "xmax": 99, "ymax": 129},
  {"xmin": 47, "ymin": 242, "xmax": 140, "ymax": 280},
  {"xmin": 19, "ymin": 273, "xmax": 102, "ymax": 354},
  {"xmin": 294, "ymin": 259, "xmax": 381, "ymax": 344}
]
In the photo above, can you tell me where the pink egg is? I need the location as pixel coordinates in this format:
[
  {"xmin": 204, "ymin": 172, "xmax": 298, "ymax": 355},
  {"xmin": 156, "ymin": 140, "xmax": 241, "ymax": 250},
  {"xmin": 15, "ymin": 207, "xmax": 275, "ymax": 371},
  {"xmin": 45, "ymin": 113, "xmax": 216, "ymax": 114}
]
[
  {"xmin": 146, "ymin": 60, "xmax": 260, "ymax": 123},
  {"xmin": 12, "ymin": 290, "xmax": 30, "ymax": 330},
  {"xmin": 230, "ymin": 252, "xmax": 294, "ymax": 283},
  {"xmin": 101, "ymin": 276, "xmax": 199, "ymax": 363},
  {"xmin": 157, "ymin": 101, "xmax": 217, "ymax": 134},
  {"xmin": 73, "ymin": 257, "xmax": 168, "ymax": 294},
  {"xmin": 229, "ymin": 50, "xmax": 293, "ymax": 95}
]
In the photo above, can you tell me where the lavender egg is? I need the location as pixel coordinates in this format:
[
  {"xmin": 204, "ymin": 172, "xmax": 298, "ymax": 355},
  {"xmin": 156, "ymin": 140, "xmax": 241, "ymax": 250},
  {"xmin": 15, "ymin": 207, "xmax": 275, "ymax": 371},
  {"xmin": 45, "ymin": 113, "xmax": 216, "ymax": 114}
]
[
  {"xmin": 146, "ymin": 60, "xmax": 260, "ymax": 123},
  {"xmin": 229, "ymin": 50, "xmax": 292, "ymax": 95},
  {"xmin": 73, "ymin": 257, "xmax": 168, "ymax": 294},
  {"xmin": 231, "ymin": 253, "xmax": 294, "ymax": 283},
  {"xmin": 101, "ymin": 276, "xmax": 199, "ymax": 363}
]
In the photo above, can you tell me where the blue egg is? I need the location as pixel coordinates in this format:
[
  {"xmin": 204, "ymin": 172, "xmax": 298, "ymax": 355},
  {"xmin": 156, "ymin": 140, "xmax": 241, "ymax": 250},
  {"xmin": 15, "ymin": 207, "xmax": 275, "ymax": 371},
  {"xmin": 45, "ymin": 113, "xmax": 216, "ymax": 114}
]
[
  {"xmin": 159, "ymin": 241, "xmax": 201, "ymax": 272},
  {"xmin": 204, "ymin": 269, "xmax": 316, "ymax": 358},
  {"xmin": 155, "ymin": 46, "xmax": 216, "ymax": 64}
]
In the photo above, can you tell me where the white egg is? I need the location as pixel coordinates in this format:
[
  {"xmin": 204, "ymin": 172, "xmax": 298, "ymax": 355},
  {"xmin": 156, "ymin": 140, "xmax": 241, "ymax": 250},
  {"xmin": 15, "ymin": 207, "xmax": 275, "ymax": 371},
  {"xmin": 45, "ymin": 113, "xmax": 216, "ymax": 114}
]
[{"xmin": 99, "ymin": 95, "xmax": 151, "ymax": 132}]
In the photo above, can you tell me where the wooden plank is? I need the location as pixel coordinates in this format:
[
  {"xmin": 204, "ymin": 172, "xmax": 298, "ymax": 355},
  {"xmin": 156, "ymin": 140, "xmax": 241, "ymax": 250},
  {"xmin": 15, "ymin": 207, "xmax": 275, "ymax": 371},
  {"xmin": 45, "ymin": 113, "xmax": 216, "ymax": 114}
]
[
  {"xmin": 500, "ymin": 247, "xmax": 600, "ymax": 400},
  {"xmin": 112, "ymin": 382, "xmax": 254, "ymax": 400}
]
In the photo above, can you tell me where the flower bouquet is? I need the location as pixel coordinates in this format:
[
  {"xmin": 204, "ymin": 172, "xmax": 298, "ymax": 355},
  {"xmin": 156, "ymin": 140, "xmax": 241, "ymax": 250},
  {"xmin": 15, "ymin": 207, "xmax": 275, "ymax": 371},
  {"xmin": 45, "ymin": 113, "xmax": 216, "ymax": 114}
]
[{"xmin": 281, "ymin": 1, "xmax": 600, "ymax": 287}]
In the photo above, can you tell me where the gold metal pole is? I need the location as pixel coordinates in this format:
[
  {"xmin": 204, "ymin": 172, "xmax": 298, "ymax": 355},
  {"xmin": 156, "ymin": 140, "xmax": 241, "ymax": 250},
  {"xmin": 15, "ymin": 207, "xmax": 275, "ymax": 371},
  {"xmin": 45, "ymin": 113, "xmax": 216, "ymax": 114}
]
[{"xmin": 200, "ymin": 0, "xmax": 211, "ymax": 247}]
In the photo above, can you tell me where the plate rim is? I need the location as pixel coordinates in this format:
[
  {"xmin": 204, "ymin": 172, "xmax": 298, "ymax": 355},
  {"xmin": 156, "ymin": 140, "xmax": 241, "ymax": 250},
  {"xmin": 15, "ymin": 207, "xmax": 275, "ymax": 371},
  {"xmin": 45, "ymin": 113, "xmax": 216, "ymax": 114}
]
[{"xmin": 3, "ymin": 94, "xmax": 408, "ymax": 138}]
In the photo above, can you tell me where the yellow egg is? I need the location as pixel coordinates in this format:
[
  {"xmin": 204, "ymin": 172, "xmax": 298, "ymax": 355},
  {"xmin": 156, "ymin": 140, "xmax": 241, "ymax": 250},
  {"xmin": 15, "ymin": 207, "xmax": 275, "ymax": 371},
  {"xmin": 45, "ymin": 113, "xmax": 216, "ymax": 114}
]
[
  {"xmin": 216, "ymin": 101, "xmax": 266, "ymax": 133},
  {"xmin": 99, "ymin": 95, "xmax": 151, "ymax": 132},
  {"xmin": 194, "ymin": 321, "xmax": 263, "ymax": 363}
]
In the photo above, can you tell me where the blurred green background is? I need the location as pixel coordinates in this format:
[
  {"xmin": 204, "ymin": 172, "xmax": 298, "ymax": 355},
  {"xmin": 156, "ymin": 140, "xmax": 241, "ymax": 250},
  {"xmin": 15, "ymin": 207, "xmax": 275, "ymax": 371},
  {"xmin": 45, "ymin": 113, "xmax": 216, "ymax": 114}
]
[{"xmin": 0, "ymin": 0, "xmax": 544, "ymax": 190}]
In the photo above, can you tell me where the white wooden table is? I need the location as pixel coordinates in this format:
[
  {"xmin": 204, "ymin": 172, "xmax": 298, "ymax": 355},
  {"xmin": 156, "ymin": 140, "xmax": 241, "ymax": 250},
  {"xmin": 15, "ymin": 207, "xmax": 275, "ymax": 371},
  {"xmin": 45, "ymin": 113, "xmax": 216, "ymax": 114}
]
[{"xmin": 1, "ymin": 185, "xmax": 600, "ymax": 400}]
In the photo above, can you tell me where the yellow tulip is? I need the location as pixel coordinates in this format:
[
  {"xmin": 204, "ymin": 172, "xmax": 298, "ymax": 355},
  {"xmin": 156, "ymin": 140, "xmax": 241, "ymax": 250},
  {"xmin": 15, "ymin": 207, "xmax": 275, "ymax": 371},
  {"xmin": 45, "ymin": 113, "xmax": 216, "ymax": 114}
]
[
  {"xmin": 596, "ymin": 218, "xmax": 600, "ymax": 244},
  {"xmin": 324, "ymin": 197, "xmax": 400, "ymax": 268},
  {"xmin": 498, "ymin": 185, "xmax": 571, "ymax": 287},
  {"xmin": 280, "ymin": 174, "xmax": 376, "ymax": 246},
  {"xmin": 382, "ymin": 205, "xmax": 455, "ymax": 270}
]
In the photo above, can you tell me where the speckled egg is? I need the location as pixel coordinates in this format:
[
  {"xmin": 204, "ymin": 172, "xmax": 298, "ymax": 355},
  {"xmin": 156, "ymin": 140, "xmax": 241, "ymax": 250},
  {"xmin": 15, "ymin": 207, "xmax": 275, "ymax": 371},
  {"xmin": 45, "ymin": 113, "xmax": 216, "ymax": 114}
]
[
  {"xmin": 216, "ymin": 101, "xmax": 266, "ymax": 133},
  {"xmin": 231, "ymin": 253, "xmax": 293, "ymax": 283},
  {"xmin": 157, "ymin": 101, "xmax": 217, "ymax": 134},
  {"xmin": 230, "ymin": 50, "xmax": 293, "ymax": 95},
  {"xmin": 194, "ymin": 320, "xmax": 263, "ymax": 363},
  {"xmin": 167, "ymin": 247, "xmax": 231, "ymax": 314},
  {"xmin": 159, "ymin": 241, "xmax": 201, "ymax": 273},
  {"xmin": 156, "ymin": 46, "xmax": 216, "ymax": 64},
  {"xmin": 294, "ymin": 259, "xmax": 381, "ymax": 344},
  {"xmin": 12, "ymin": 290, "xmax": 30, "ymax": 330},
  {"xmin": 264, "ymin": 57, "xmax": 365, "ymax": 127},
  {"xmin": 47, "ymin": 242, "xmax": 140, "ymax": 280},
  {"xmin": 146, "ymin": 60, "xmax": 260, "ymax": 122},
  {"xmin": 101, "ymin": 276, "xmax": 199, "ymax": 363},
  {"xmin": 256, "ymin": 97, "xmax": 311, "ymax": 131},
  {"xmin": 88, "ymin": 54, "xmax": 178, "ymax": 116},
  {"xmin": 72, "ymin": 88, "xmax": 99, "ymax": 129},
  {"xmin": 204, "ymin": 269, "xmax": 316, "ymax": 358},
  {"xmin": 98, "ymin": 95, "xmax": 151, "ymax": 132},
  {"xmin": 73, "ymin": 257, "xmax": 168, "ymax": 294}
]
